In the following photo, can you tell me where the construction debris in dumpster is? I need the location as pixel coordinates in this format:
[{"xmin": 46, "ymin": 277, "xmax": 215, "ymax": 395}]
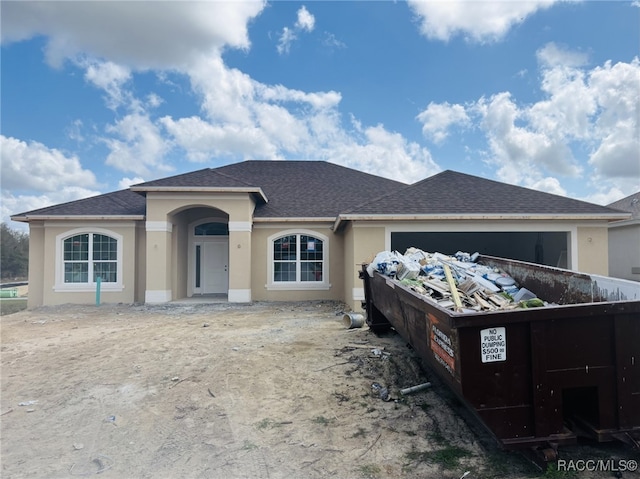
[{"xmin": 366, "ymin": 248, "xmax": 548, "ymax": 313}]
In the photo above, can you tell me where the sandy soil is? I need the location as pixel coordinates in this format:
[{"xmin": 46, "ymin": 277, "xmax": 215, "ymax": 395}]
[{"xmin": 1, "ymin": 301, "xmax": 637, "ymax": 479}]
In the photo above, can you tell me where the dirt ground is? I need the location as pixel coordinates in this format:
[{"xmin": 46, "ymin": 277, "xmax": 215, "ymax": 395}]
[{"xmin": 1, "ymin": 301, "xmax": 638, "ymax": 479}]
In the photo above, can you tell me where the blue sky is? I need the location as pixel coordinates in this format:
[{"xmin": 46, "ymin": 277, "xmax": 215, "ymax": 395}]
[{"xmin": 2, "ymin": 0, "xmax": 639, "ymax": 231}]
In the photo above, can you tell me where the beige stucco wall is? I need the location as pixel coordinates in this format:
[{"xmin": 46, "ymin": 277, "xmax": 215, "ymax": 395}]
[
  {"xmin": 608, "ymin": 223, "xmax": 640, "ymax": 281},
  {"xmin": 144, "ymin": 192, "xmax": 256, "ymax": 302},
  {"xmin": 29, "ymin": 222, "xmax": 140, "ymax": 306},
  {"xmin": 172, "ymin": 215, "xmax": 189, "ymax": 300},
  {"xmin": 251, "ymin": 223, "xmax": 343, "ymax": 302},
  {"xmin": 24, "ymin": 196, "xmax": 615, "ymax": 308},
  {"xmin": 26, "ymin": 223, "xmax": 45, "ymax": 308},
  {"xmin": 342, "ymin": 222, "xmax": 387, "ymax": 311},
  {"xmin": 134, "ymin": 223, "xmax": 146, "ymax": 303},
  {"xmin": 229, "ymin": 230, "xmax": 252, "ymax": 299},
  {"xmin": 576, "ymin": 225, "xmax": 609, "ymax": 275}
]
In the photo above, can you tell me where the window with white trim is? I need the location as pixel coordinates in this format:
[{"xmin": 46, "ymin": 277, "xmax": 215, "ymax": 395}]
[
  {"xmin": 63, "ymin": 233, "xmax": 118, "ymax": 283},
  {"xmin": 273, "ymin": 233, "xmax": 324, "ymax": 283}
]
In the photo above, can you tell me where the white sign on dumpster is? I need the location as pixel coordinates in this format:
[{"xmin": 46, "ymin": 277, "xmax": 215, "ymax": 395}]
[{"xmin": 480, "ymin": 327, "xmax": 506, "ymax": 363}]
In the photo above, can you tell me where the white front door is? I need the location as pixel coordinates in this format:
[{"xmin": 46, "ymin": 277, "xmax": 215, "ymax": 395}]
[{"xmin": 194, "ymin": 238, "xmax": 229, "ymax": 294}]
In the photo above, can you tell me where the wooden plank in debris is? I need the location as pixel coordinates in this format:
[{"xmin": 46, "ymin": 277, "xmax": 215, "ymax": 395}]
[
  {"xmin": 422, "ymin": 279, "xmax": 450, "ymax": 296},
  {"xmin": 473, "ymin": 292, "xmax": 494, "ymax": 310},
  {"xmin": 488, "ymin": 294, "xmax": 510, "ymax": 308},
  {"xmin": 443, "ymin": 264, "xmax": 462, "ymax": 310}
]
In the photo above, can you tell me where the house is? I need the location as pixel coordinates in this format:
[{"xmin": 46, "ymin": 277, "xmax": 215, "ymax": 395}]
[
  {"xmin": 11, "ymin": 160, "xmax": 629, "ymax": 310},
  {"xmin": 607, "ymin": 192, "xmax": 640, "ymax": 282}
]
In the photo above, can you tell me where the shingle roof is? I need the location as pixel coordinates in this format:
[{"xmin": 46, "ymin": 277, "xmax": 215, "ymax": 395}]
[
  {"xmin": 132, "ymin": 168, "xmax": 255, "ymax": 189},
  {"xmin": 608, "ymin": 191, "xmax": 640, "ymax": 220},
  {"xmin": 342, "ymin": 170, "xmax": 627, "ymax": 216},
  {"xmin": 12, "ymin": 189, "xmax": 146, "ymax": 219},
  {"xmin": 11, "ymin": 162, "xmax": 628, "ymax": 222},
  {"xmin": 212, "ymin": 161, "xmax": 406, "ymax": 218}
]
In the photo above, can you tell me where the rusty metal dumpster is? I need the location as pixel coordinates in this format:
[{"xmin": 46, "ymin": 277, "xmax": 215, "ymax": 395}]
[{"xmin": 360, "ymin": 255, "xmax": 640, "ymax": 457}]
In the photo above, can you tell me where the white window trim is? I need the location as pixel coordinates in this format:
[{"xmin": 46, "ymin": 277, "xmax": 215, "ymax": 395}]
[
  {"xmin": 54, "ymin": 228, "xmax": 124, "ymax": 292},
  {"xmin": 266, "ymin": 229, "xmax": 331, "ymax": 291}
]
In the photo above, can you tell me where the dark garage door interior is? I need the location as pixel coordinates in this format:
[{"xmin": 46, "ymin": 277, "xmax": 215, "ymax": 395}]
[{"xmin": 391, "ymin": 231, "xmax": 568, "ymax": 268}]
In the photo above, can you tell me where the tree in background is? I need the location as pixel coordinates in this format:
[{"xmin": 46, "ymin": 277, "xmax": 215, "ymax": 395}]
[{"xmin": 0, "ymin": 223, "xmax": 29, "ymax": 280}]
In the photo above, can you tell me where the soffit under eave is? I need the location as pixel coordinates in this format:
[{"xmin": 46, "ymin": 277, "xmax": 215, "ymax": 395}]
[{"xmin": 333, "ymin": 213, "xmax": 631, "ymax": 231}]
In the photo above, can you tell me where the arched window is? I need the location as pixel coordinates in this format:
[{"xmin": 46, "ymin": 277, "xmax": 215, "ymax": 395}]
[
  {"xmin": 268, "ymin": 231, "xmax": 329, "ymax": 290},
  {"xmin": 63, "ymin": 233, "xmax": 118, "ymax": 283},
  {"xmin": 55, "ymin": 229, "xmax": 123, "ymax": 292}
]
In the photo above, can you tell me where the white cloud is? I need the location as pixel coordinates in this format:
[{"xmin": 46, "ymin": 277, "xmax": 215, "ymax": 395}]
[
  {"xmin": 582, "ymin": 186, "xmax": 629, "ymax": 207},
  {"xmin": 588, "ymin": 59, "xmax": 640, "ymax": 179},
  {"xmin": 329, "ymin": 124, "xmax": 439, "ymax": 183},
  {"xmin": 83, "ymin": 60, "xmax": 132, "ymax": 109},
  {"xmin": 254, "ymin": 104, "xmax": 310, "ymax": 153},
  {"xmin": 0, "ymin": 136, "xmax": 102, "ymax": 227},
  {"xmin": 1, "ymin": 1, "xmax": 266, "ymax": 69},
  {"xmin": 478, "ymin": 91, "xmax": 581, "ymax": 186},
  {"xmin": 118, "ymin": 177, "xmax": 146, "ymax": 190},
  {"xmin": 408, "ymin": 0, "xmax": 558, "ymax": 43},
  {"xmin": 417, "ymin": 53, "xmax": 639, "ymax": 198},
  {"xmin": 277, "ymin": 27, "xmax": 297, "ymax": 55},
  {"xmin": 2, "ymin": 186, "xmax": 103, "ymax": 233},
  {"xmin": 258, "ymin": 84, "xmax": 341, "ymax": 110},
  {"xmin": 104, "ymin": 113, "xmax": 173, "ymax": 176},
  {"xmin": 277, "ymin": 5, "xmax": 316, "ymax": 55},
  {"xmin": 66, "ymin": 119, "xmax": 85, "ymax": 143},
  {"xmin": 161, "ymin": 115, "xmax": 278, "ymax": 162},
  {"xmin": 146, "ymin": 93, "xmax": 163, "ymax": 109},
  {"xmin": 164, "ymin": 53, "xmax": 440, "ymax": 182},
  {"xmin": 528, "ymin": 176, "xmax": 567, "ymax": 197},
  {"xmin": 189, "ymin": 55, "xmax": 256, "ymax": 125},
  {"xmin": 2, "ymin": 0, "xmax": 443, "ymax": 218},
  {"xmin": 296, "ymin": 6, "xmax": 315, "ymax": 32},
  {"xmin": 0, "ymin": 135, "xmax": 98, "ymax": 192},
  {"xmin": 416, "ymin": 102, "xmax": 470, "ymax": 144},
  {"xmin": 536, "ymin": 42, "xmax": 588, "ymax": 69},
  {"xmin": 322, "ymin": 32, "xmax": 346, "ymax": 50}
]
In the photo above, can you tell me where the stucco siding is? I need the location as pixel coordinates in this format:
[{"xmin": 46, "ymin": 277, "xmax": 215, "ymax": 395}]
[
  {"xmin": 146, "ymin": 193, "xmax": 256, "ymax": 223},
  {"xmin": 134, "ymin": 223, "xmax": 146, "ymax": 302},
  {"xmin": 37, "ymin": 222, "xmax": 138, "ymax": 305},
  {"xmin": 341, "ymin": 223, "xmax": 383, "ymax": 309},
  {"xmin": 27, "ymin": 223, "xmax": 45, "ymax": 308},
  {"xmin": 251, "ymin": 223, "xmax": 343, "ymax": 302},
  {"xmin": 608, "ymin": 224, "xmax": 640, "ymax": 281},
  {"xmin": 144, "ymin": 192, "xmax": 256, "ymax": 302},
  {"xmin": 173, "ymin": 216, "xmax": 189, "ymax": 300},
  {"xmin": 576, "ymin": 225, "xmax": 609, "ymax": 275},
  {"xmin": 229, "ymin": 230, "xmax": 252, "ymax": 298}
]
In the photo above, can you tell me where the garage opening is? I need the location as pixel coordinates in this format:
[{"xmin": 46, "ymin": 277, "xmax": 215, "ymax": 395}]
[{"xmin": 391, "ymin": 231, "xmax": 568, "ymax": 268}]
